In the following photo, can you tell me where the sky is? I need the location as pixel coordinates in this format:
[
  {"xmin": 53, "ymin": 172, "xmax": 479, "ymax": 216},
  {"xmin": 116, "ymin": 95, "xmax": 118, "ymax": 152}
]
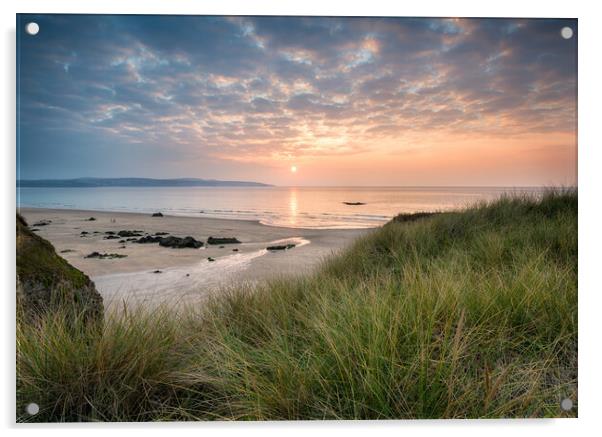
[{"xmin": 17, "ymin": 15, "xmax": 577, "ymax": 186}]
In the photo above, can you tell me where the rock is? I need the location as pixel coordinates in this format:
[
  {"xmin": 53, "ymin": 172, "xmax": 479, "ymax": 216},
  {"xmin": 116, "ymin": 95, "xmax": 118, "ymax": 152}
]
[
  {"xmin": 117, "ymin": 230, "xmax": 144, "ymax": 237},
  {"xmin": 17, "ymin": 214, "xmax": 103, "ymax": 323},
  {"xmin": 232, "ymin": 248, "xmax": 239, "ymax": 252},
  {"xmin": 136, "ymin": 235, "xmax": 163, "ymax": 244},
  {"xmin": 207, "ymin": 236, "xmax": 241, "ymax": 245},
  {"xmin": 152, "ymin": 212, "xmax": 164, "ymax": 217},
  {"xmin": 87, "ymin": 217, "xmax": 96, "ymax": 221},
  {"xmin": 207, "ymin": 257, "xmax": 215, "ymax": 262},
  {"xmin": 30, "ymin": 228, "xmax": 40, "ymax": 232},
  {"xmin": 126, "ymin": 237, "xmax": 138, "ymax": 241},
  {"xmin": 85, "ymin": 252, "xmax": 127, "ymax": 259},
  {"xmin": 80, "ymin": 231, "xmax": 89, "ymax": 235},
  {"xmin": 159, "ymin": 236, "xmax": 203, "ymax": 249},
  {"xmin": 158, "ymin": 236, "xmax": 178, "ymax": 247},
  {"xmin": 155, "ymin": 232, "xmax": 169, "ymax": 236},
  {"xmin": 185, "ymin": 273, "xmax": 190, "ymax": 277},
  {"xmin": 135, "ymin": 234, "xmax": 203, "ymax": 248},
  {"xmin": 266, "ymin": 244, "xmax": 296, "ymax": 251},
  {"xmin": 342, "ymin": 202, "xmax": 366, "ymax": 206},
  {"xmin": 60, "ymin": 249, "xmax": 74, "ymax": 253},
  {"xmin": 152, "ymin": 270, "xmax": 162, "ymax": 274},
  {"xmin": 33, "ymin": 219, "xmax": 51, "ymax": 226},
  {"xmin": 104, "ymin": 235, "xmax": 120, "ymax": 240},
  {"xmin": 105, "ymin": 231, "xmax": 116, "ymax": 235},
  {"xmin": 219, "ymin": 245, "xmax": 225, "ymax": 249}
]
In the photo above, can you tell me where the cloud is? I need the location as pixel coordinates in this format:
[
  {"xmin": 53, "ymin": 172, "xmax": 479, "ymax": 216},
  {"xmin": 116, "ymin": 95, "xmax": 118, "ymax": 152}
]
[{"xmin": 17, "ymin": 15, "xmax": 576, "ymax": 182}]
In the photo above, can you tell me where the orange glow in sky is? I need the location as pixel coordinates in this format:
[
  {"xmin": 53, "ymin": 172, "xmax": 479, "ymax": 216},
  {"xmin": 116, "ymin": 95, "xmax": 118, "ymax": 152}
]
[{"xmin": 19, "ymin": 16, "xmax": 577, "ymax": 187}]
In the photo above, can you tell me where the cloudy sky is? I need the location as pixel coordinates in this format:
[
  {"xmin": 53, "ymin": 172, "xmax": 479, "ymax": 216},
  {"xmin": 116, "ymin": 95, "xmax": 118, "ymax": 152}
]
[{"xmin": 17, "ymin": 15, "xmax": 577, "ymax": 186}]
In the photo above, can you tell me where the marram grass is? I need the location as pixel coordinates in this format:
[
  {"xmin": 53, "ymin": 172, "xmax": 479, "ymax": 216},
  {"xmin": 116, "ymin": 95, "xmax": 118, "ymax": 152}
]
[{"xmin": 17, "ymin": 189, "xmax": 577, "ymax": 421}]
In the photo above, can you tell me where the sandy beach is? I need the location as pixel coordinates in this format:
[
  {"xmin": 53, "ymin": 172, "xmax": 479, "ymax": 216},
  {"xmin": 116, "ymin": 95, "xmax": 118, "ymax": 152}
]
[{"xmin": 19, "ymin": 208, "xmax": 372, "ymax": 309}]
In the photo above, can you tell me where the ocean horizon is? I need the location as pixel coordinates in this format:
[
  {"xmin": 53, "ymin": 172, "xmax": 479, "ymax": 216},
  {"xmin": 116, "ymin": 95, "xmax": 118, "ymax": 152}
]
[{"xmin": 17, "ymin": 186, "xmax": 549, "ymax": 229}]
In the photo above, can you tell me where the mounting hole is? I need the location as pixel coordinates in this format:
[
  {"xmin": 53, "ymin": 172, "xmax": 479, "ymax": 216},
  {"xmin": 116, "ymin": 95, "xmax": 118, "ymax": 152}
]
[
  {"xmin": 25, "ymin": 402, "xmax": 39, "ymax": 415},
  {"xmin": 561, "ymin": 27, "xmax": 573, "ymax": 40},
  {"xmin": 560, "ymin": 398, "xmax": 573, "ymax": 411},
  {"xmin": 25, "ymin": 22, "xmax": 39, "ymax": 36}
]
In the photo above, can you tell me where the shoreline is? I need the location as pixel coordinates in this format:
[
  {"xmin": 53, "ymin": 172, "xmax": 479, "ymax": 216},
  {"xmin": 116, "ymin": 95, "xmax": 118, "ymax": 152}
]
[
  {"xmin": 17, "ymin": 205, "xmax": 387, "ymax": 230},
  {"xmin": 19, "ymin": 207, "xmax": 372, "ymax": 308}
]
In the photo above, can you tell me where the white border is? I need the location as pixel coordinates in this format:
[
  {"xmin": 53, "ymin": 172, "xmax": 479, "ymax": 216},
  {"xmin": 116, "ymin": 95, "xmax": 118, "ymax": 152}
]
[{"xmin": 2, "ymin": 1, "xmax": 600, "ymax": 436}]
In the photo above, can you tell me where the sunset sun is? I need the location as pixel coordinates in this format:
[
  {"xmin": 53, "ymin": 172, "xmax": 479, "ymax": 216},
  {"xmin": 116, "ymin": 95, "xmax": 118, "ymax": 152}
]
[{"xmin": 291, "ymin": 165, "xmax": 297, "ymax": 173}]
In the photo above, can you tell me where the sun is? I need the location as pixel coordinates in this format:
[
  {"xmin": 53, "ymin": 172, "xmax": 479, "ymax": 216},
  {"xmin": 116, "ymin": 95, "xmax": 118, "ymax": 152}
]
[{"xmin": 291, "ymin": 165, "xmax": 297, "ymax": 173}]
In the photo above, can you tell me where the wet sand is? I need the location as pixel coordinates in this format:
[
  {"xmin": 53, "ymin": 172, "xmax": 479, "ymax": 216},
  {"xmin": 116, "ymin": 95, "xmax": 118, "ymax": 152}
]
[{"xmin": 19, "ymin": 208, "xmax": 372, "ymax": 309}]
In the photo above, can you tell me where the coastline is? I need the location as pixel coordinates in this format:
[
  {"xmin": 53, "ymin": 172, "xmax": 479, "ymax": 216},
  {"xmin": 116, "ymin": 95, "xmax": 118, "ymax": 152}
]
[
  {"xmin": 19, "ymin": 207, "xmax": 372, "ymax": 308},
  {"xmin": 17, "ymin": 202, "xmax": 390, "ymax": 230}
]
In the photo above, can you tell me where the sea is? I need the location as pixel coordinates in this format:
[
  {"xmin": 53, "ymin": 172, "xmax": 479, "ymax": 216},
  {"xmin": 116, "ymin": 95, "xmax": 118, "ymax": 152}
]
[{"xmin": 17, "ymin": 186, "xmax": 547, "ymax": 229}]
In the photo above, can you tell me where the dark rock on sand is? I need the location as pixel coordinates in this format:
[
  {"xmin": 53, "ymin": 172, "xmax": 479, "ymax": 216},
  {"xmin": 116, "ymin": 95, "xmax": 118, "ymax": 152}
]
[
  {"xmin": 117, "ymin": 230, "xmax": 144, "ymax": 237},
  {"xmin": 152, "ymin": 212, "xmax": 164, "ymax": 217},
  {"xmin": 85, "ymin": 252, "xmax": 127, "ymax": 259},
  {"xmin": 33, "ymin": 219, "xmax": 52, "ymax": 226},
  {"xmin": 60, "ymin": 249, "xmax": 75, "ymax": 253},
  {"xmin": 232, "ymin": 248, "xmax": 239, "ymax": 252},
  {"xmin": 207, "ymin": 236, "xmax": 241, "ymax": 245},
  {"xmin": 159, "ymin": 236, "xmax": 203, "ymax": 249},
  {"xmin": 17, "ymin": 214, "xmax": 103, "ymax": 323},
  {"xmin": 207, "ymin": 257, "xmax": 215, "ymax": 262},
  {"xmin": 136, "ymin": 234, "xmax": 203, "ymax": 248},
  {"xmin": 267, "ymin": 244, "xmax": 296, "ymax": 251},
  {"xmin": 136, "ymin": 235, "xmax": 163, "ymax": 244},
  {"xmin": 87, "ymin": 217, "xmax": 96, "ymax": 221},
  {"xmin": 104, "ymin": 235, "xmax": 120, "ymax": 240},
  {"xmin": 30, "ymin": 228, "xmax": 40, "ymax": 232},
  {"xmin": 152, "ymin": 270, "xmax": 162, "ymax": 274},
  {"xmin": 343, "ymin": 202, "xmax": 366, "ymax": 206},
  {"xmin": 105, "ymin": 231, "xmax": 116, "ymax": 235},
  {"xmin": 80, "ymin": 231, "xmax": 89, "ymax": 235},
  {"xmin": 155, "ymin": 232, "xmax": 169, "ymax": 235}
]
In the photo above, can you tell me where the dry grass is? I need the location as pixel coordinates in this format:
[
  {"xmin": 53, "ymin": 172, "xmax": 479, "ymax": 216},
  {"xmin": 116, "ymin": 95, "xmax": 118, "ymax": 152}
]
[{"xmin": 17, "ymin": 189, "xmax": 577, "ymax": 421}]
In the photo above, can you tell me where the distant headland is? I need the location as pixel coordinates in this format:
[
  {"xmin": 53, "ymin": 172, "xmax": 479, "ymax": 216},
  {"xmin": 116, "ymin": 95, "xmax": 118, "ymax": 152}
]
[{"xmin": 17, "ymin": 177, "xmax": 273, "ymax": 188}]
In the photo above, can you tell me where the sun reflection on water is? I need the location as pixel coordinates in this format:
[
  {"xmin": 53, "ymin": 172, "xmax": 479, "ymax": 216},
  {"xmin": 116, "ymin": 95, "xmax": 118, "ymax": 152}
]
[{"xmin": 289, "ymin": 188, "xmax": 298, "ymax": 226}]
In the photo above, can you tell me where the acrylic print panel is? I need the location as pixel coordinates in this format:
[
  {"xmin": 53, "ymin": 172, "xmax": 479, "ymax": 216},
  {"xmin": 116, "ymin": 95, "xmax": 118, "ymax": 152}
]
[{"xmin": 16, "ymin": 14, "xmax": 577, "ymax": 421}]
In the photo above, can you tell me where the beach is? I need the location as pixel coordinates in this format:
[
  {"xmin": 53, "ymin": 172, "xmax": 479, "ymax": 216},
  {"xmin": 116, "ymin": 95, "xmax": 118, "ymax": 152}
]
[{"xmin": 19, "ymin": 207, "xmax": 371, "ymax": 309}]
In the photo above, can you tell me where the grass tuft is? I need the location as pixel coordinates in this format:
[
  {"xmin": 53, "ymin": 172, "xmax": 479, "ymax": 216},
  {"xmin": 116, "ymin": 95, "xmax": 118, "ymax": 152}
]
[{"xmin": 17, "ymin": 189, "xmax": 577, "ymax": 421}]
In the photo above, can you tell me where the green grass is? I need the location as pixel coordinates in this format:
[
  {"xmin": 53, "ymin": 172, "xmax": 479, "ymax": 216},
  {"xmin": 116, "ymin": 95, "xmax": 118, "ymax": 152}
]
[{"xmin": 16, "ymin": 189, "xmax": 577, "ymax": 421}]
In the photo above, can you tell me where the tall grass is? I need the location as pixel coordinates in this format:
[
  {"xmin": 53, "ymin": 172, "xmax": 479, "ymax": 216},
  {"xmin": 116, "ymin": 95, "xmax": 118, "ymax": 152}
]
[{"xmin": 17, "ymin": 189, "xmax": 577, "ymax": 421}]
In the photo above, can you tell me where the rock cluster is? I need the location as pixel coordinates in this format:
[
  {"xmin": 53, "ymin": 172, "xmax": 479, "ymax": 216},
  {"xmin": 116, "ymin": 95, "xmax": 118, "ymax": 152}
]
[
  {"xmin": 207, "ymin": 236, "xmax": 241, "ymax": 245},
  {"xmin": 135, "ymin": 234, "xmax": 204, "ymax": 248},
  {"xmin": 159, "ymin": 236, "xmax": 204, "ymax": 249},
  {"xmin": 267, "ymin": 244, "xmax": 296, "ymax": 251},
  {"xmin": 85, "ymin": 252, "xmax": 127, "ymax": 259},
  {"xmin": 117, "ymin": 230, "xmax": 144, "ymax": 237}
]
